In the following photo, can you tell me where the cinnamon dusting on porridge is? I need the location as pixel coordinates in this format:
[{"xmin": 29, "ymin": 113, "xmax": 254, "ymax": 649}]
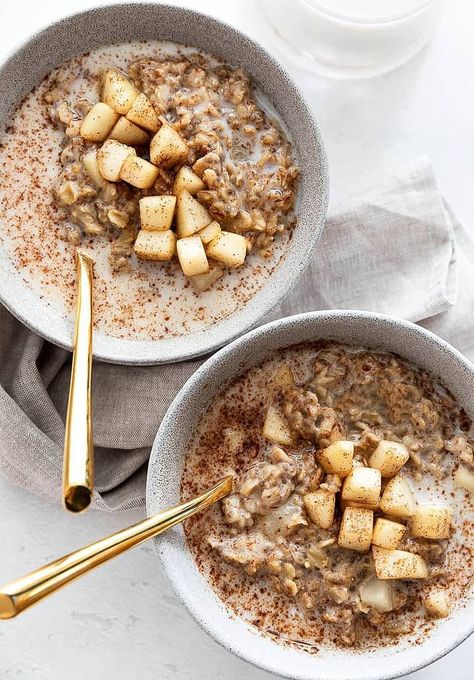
[
  {"xmin": 182, "ymin": 342, "xmax": 474, "ymax": 650},
  {"xmin": 0, "ymin": 41, "xmax": 298, "ymax": 340}
]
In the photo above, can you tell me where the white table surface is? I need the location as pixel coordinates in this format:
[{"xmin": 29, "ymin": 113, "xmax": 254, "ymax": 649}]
[{"xmin": 0, "ymin": 1, "xmax": 473, "ymax": 678}]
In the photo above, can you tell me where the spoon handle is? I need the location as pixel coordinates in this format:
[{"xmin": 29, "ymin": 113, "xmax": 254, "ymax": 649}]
[
  {"xmin": 63, "ymin": 251, "xmax": 94, "ymax": 513},
  {"xmin": 0, "ymin": 476, "xmax": 233, "ymax": 619}
]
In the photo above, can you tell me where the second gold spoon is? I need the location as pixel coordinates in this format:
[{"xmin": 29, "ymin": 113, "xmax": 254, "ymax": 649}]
[
  {"xmin": 63, "ymin": 250, "xmax": 94, "ymax": 513},
  {"xmin": 0, "ymin": 475, "xmax": 233, "ymax": 619}
]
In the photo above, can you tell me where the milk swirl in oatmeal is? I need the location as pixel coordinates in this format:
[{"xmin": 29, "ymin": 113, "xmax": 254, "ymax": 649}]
[
  {"xmin": 0, "ymin": 41, "xmax": 298, "ymax": 340},
  {"xmin": 182, "ymin": 343, "xmax": 474, "ymax": 650}
]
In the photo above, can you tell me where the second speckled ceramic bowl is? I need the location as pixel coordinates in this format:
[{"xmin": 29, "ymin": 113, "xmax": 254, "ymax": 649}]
[
  {"xmin": 0, "ymin": 3, "xmax": 328, "ymax": 364},
  {"xmin": 147, "ymin": 310, "xmax": 474, "ymax": 680}
]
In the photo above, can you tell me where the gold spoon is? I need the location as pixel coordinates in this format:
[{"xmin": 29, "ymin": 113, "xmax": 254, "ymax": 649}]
[
  {"xmin": 0, "ymin": 476, "xmax": 233, "ymax": 619},
  {"xmin": 63, "ymin": 251, "xmax": 94, "ymax": 513}
]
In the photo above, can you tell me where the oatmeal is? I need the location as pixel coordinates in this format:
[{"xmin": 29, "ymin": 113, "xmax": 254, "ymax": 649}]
[
  {"xmin": 182, "ymin": 343, "xmax": 474, "ymax": 650},
  {"xmin": 0, "ymin": 41, "xmax": 298, "ymax": 340}
]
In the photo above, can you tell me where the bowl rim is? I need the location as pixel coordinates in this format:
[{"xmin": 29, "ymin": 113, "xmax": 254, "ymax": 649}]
[
  {"xmin": 146, "ymin": 309, "xmax": 474, "ymax": 680},
  {"xmin": 0, "ymin": 2, "xmax": 329, "ymax": 365}
]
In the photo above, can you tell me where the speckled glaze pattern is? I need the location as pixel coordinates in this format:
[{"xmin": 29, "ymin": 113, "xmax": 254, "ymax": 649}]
[
  {"xmin": 0, "ymin": 3, "xmax": 328, "ymax": 365},
  {"xmin": 146, "ymin": 311, "xmax": 474, "ymax": 680}
]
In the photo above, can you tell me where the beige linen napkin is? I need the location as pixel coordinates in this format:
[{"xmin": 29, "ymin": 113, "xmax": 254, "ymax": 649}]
[{"xmin": 1, "ymin": 157, "xmax": 473, "ymax": 511}]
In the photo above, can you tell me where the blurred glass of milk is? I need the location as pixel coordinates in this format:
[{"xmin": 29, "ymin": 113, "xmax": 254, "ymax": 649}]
[{"xmin": 261, "ymin": 0, "xmax": 442, "ymax": 78}]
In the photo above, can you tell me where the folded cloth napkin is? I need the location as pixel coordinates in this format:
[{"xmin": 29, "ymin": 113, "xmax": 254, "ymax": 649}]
[{"xmin": 1, "ymin": 157, "xmax": 473, "ymax": 511}]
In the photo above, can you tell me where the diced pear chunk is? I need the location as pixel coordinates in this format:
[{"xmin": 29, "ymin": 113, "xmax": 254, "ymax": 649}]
[
  {"xmin": 262, "ymin": 405, "xmax": 292, "ymax": 446},
  {"xmin": 372, "ymin": 546, "xmax": 428, "ymax": 580},
  {"xmin": 380, "ymin": 475, "xmax": 416, "ymax": 518},
  {"xmin": 341, "ymin": 467, "xmax": 381, "ymax": 508},
  {"xmin": 120, "ymin": 156, "xmax": 159, "ymax": 189},
  {"xmin": 173, "ymin": 166, "xmax": 205, "ymax": 195},
  {"xmin": 190, "ymin": 267, "xmax": 224, "ymax": 292},
  {"xmin": 109, "ymin": 116, "xmax": 149, "ymax": 145},
  {"xmin": 82, "ymin": 150, "xmax": 107, "ymax": 187},
  {"xmin": 97, "ymin": 140, "xmax": 136, "ymax": 182},
  {"xmin": 338, "ymin": 507, "xmax": 373, "ymax": 553},
  {"xmin": 176, "ymin": 190, "xmax": 212, "ymax": 237},
  {"xmin": 126, "ymin": 93, "xmax": 160, "ymax": 132},
  {"xmin": 369, "ymin": 440, "xmax": 410, "ymax": 478},
  {"xmin": 425, "ymin": 589, "xmax": 450, "ymax": 618},
  {"xmin": 410, "ymin": 505, "xmax": 453, "ymax": 539},
  {"xmin": 304, "ymin": 490, "xmax": 335, "ymax": 529},
  {"xmin": 271, "ymin": 363, "xmax": 295, "ymax": 392},
  {"xmin": 177, "ymin": 235, "xmax": 209, "ymax": 276},
  {"xmin": 454, "ymin": 465, "xmax": 474, "ymax": 494},
  {"xmin": 206, "ymin": 231, "xmax": 247, "ymax": 268},
  {"xmin": 359, "ymin": 576, "xmax": 393, "ymax": 613},
  {"xmin": 318, "ymin": 441, "xmax": 354, "ymax": 478},
  {"xmin": 372, "ymin": 517, "xmax": 406, "ymax": 549},
  {"xmin": 80, "ymin": 102, "xmax": 119, "ymax": 142},
  {"xmin": 199, "ymin": 221, "xmax": 221, "ymax": 245},
  {"xmin": 150, "ymin": 123, "xmax": 188, "ymax": 168},
  {"xmin": 133, "ymin": 229, "xmax": 176, "ymax": 261},
  {"xmin": 139, "ymin": 195, "xmax": 176, "ymax": 231},
  {"xmin": 101, "ymin": 69, "xmax": 139, "ymax": 114}
]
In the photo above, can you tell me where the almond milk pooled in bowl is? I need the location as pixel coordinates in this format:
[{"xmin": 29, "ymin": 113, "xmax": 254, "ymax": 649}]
[
  {"xmin": 0, "ymin": 41, "xmax": 298, "ymax": 341},
  {"xmin": 182, "ymin": 342, "xmax": 474, "ymax": 650}
]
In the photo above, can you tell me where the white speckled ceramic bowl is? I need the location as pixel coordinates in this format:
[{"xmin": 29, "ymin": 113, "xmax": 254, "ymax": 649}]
[
  {"xmin": 147, "ymin": 311, "xmax": 474, "ymax": 680},
  {"xmin": 0, "ymin": 3, "xmax": 328, "ymax": 365}
]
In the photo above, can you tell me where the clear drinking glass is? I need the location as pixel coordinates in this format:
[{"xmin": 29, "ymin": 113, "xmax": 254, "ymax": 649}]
[{"xmin": 261, "ymin": 0, "xmax": 442, "ymax": 78}]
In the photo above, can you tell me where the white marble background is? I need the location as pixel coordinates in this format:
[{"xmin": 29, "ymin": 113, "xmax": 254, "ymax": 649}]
[{"xmin": 0, "ymin": 1, "xmax": 473, "ymax": 678}]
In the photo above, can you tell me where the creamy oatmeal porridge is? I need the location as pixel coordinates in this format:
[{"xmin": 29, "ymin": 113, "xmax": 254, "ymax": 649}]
[
  {"xmin": 182, "ymin": 342, "xmax": 474, "ymax": 650},
  {"xmin": 0, "ymin": 41, "xmax": 298, "ymax": 340}
]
